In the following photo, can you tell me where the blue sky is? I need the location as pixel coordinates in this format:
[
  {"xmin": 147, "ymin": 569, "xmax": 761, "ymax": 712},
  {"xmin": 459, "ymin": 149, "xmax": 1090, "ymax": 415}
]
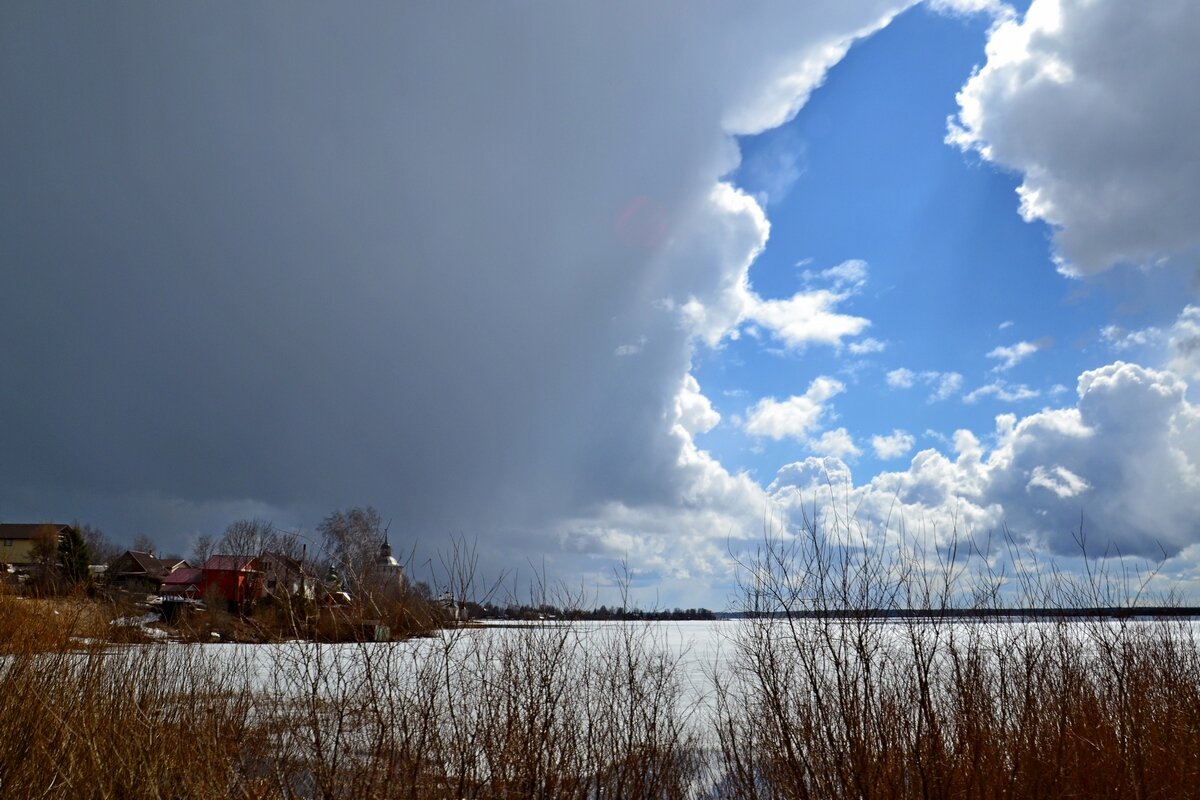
[
  {"xmin": 697, "ymin": 4, "xmax": 1085, "ymax": 482},
  {"xmin": 4, "ymin": 0, "xmax": 1200, "ymax": 607}
]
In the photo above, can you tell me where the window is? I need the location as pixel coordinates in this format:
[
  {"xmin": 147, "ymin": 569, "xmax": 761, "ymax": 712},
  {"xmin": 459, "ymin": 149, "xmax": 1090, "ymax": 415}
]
[{"xmin": 2, "ymin": 540, "xmax": 11, "ymax": 547}]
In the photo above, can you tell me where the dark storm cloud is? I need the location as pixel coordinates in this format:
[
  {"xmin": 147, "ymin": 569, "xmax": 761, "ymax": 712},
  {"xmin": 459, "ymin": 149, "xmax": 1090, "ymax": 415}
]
[{"xmin": 1, "ymin": 2, "xmax": 906, "ymax": 557}]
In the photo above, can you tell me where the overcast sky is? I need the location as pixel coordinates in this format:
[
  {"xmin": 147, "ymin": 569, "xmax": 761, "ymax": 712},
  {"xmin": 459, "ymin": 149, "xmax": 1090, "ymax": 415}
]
[{"xmin": 4, "ymin": 0, "xmax": 1200, "ymax": 607}]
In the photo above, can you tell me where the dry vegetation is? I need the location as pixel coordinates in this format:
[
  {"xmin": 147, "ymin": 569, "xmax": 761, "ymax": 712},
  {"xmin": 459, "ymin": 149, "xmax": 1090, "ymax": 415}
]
[
  {"xmin": 2, "ymin": 515, "xmax": 1200, "ymax": 799},
  {"xmin": 712, "ymin": 517, "xmax": 1200, "ymax": 799},
  {"xmin": 0, "ymin": 588, "xmax": 697, "ymax": 799}
]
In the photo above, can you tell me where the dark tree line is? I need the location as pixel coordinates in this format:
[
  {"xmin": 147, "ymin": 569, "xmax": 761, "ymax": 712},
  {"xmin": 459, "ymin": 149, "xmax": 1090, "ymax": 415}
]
[{"xmin": 473, "ymin": 602, "xmax": 716, "ymax": 621}]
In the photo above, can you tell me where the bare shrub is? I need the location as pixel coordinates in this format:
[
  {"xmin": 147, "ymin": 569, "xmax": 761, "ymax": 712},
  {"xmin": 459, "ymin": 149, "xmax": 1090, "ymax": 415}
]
[
  {"xmin": 258, "ymin": 572, "xmax": 702, "ymax": 799},
  {"xmin": 713, "ymin": 506, "xmax": 1200, "ymax": 799},
  {"xmin": 7, "ymin": 513, "xmax": 1195, "ymax": 799},
  {"xmin": 0, "ymin": 626, "xmax": 264, "ymax": 797}
]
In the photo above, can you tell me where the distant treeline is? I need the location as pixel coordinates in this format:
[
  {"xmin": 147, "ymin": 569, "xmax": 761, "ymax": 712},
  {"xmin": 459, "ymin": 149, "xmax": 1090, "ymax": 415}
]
[
  {"xmin": 468, "ymin": 602, "xmax": 716, "ymax": 621},
  {"xmin": 720, "ymin": 606, "xmax": 1200, "ymax": 620}
]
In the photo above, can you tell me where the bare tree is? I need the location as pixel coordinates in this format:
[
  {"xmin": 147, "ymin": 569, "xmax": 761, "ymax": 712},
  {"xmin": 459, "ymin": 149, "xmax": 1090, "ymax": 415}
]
[
  {"xmin": 22, "ymin": 524, "xmax": 64, "ymax": 594},
  {"xmin": 190, "ymin": 534, "xmax": 216, "ymax": 565},
  {"xmin": 216, "ymin": 519, "xmax": 306, "ymax": 564},
  {"xmin": 218, "ymin": 519, "xmax": 274, "ymax": 556},
  {"xmin": 78, "ymin": 522, "xmax": 121, "ymax": 565},
  {"xmin": 131, "ymin": 534, "xmax": 156, "ymax": 555},
  {"xmin": 317, "ymin": 507, "xmax": 386, "ymax": 588}
]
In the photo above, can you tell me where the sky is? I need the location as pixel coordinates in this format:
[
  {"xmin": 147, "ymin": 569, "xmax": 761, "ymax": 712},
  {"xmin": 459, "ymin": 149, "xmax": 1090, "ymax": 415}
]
[{"xmin": 4, "ymin": 0, "xmax": 1200, "ymax": 608}]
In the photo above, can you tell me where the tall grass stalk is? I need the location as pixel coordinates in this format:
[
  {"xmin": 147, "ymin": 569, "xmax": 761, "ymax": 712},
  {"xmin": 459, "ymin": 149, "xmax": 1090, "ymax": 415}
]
[
  {"xmin": 712, "ymin": 510, "xmax": 1200, "ymax": 799},
  {"xmin": 2, "ymin": 511, "xmax": 1200, "ymax": 798},
  {"xmin": 0, "ymin": 587, "xmax": 700, "ymax": 798}
]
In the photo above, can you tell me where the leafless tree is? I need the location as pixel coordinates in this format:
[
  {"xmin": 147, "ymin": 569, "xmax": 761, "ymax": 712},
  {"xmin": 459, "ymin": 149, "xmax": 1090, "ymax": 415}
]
[
  {"xmin": 77, "ymin": 522, "xmax": 121, "ymax": 565},
  {"xmin": 190, "ymin": 534, "xmax": 216, "ymax": 565},
  {"xmin": 317, "ymin": 506, "xmax": 386, "ymax": 586},
  {"xmin": 213, "ymin": 519, "xmax": 307, "ymax": 568},
  {"xmin": 218, "ymin": 519, "xmax": 274, "ymax": 556}
]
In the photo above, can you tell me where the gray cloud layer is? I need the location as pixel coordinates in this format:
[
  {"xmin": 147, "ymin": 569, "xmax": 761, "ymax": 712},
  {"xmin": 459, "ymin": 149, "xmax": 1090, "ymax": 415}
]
[
  {"xmin": 1, "ymin": 2, "xmax": 906, "ymax": 563},
  {"xmin": 11, "ymin": 1, "xmax": 1199, "ymax": 605}
]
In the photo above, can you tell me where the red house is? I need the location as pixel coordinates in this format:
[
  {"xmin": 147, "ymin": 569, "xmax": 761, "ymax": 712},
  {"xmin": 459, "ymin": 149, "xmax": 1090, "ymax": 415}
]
[{"xmin": 198, "ymin": 556, "xmax": 264, "ymax": 614}]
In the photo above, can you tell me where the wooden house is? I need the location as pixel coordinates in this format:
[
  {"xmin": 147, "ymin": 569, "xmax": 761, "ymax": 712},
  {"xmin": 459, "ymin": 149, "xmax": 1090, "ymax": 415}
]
[
  {"xmin": 159, "ymin": 567, "xmax": 205, "ymax": 599},
  {"xmin": 257, "ymin": 550, "xmax": 313, "ymax": 600},
  {"xmin": 0, "ymin": 523, "xmax": 69, "ymax": 568},
  {"xmin": 108, "ymin": 550, "xmax": 189, "ymax": 593}
]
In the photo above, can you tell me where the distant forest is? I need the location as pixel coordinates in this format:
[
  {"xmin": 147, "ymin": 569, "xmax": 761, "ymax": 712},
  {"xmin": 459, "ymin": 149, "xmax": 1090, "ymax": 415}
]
[{"xmin": 468, "ymin": 602, "xmax": 717, "ymax": 622}]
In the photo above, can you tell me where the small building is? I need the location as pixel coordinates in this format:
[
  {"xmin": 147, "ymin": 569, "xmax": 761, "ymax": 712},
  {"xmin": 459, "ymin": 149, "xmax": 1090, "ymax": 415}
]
[
  {"xmin": 108, "ymin": 550, "xmax": 189, "ymax": 594},
  {"xmin": 160, "ymin": 567, "xmax": 205, "ymax": 599},
  {"xmin": 0, "ymin": 523, "xmax": 70, "ymax": 568},
  {"xmin": 200, "ymin": 555, "xmax": 262, "ymax": 612},
  {"xmin": 438, "ymin": 591, "xmax": 464, "ymax": 622},
  {"xmin": 257, "ymin": 550, "xmax": 313, "ymax": 600},
  {"xmin": 159, "ymin": 556, "xmax": 189, "ymax": 573}
]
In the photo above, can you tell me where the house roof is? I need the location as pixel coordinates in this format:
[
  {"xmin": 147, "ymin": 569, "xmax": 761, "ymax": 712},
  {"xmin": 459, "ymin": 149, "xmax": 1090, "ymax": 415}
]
[
  {"xmin": 258, "ymin": 550, "xmax": 305, "ymax": 574},
  {"xmin": 109, "ymin": 551, "xmax": 187, "ymax": 577},
  {"xmin": 111, "ymin": 550, "xmax": 168, "ymax": 578},
  {"xmin": 203, "ymin": 554, "xmax": 258, "ymax": 572},
  {"xmin": 0, "ymin": 523, "xmax": 69, "ymax": 540},
  {"xmin": 161, "ymin": 567, "xmax": 204, "ymax": 586}
]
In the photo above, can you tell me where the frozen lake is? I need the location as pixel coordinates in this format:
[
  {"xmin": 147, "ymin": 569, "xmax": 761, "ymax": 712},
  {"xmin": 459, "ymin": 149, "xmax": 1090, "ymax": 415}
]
[{"xmin": 179, "ymin": 614, "xmax": 1200, "ymax": 715}]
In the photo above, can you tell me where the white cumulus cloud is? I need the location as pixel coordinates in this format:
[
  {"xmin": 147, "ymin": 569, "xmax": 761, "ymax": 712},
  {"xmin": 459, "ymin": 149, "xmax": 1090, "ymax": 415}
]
[
  {"xmin": 949, "ymin": 0, "xmax": 1200, "ymax": 273},
  {"xmin": 810, "ymin": 427, "xmax": 862, "ymax": 460},
  {"xmin": 887, "ymin": 367, "xmax": 917, "ymax": 388},
  {"xmin": 746, "ymin": 288, "xmax": 871, "ymax": 351},
  {"xmin": 745, "ymin": 377, "xmax": 846, "ymax": 441},
  {"xmin": 848, "ymin": 337, "xmax": 887, "ymax": 355},
  {"xmin": 987, "ymin": 341, "xmax": 1040, "ymax": 371},
  {"xmin": 675, "ymin": 374, "xmax": 721, "ymax": 436},
  {"xmin": 964, "ymin": 381, "xmax": 1040, "ymax": 404},
  {"xmin": 805, "ymin": 258, "xmax": 870, "ymax": 291},
  {"xmin": 872, "ymin": 429, "xmax": 916, "ymax": 459},
  {"xmin": 1102, "ymin": 324, "xmax": 1165, "ymax": 352},
  {"xmin": 929, "ymin": 372, "xmax": 964, "ymax": 402},
  {"xmin": 715, "ymin": 258, "xmax": 875, "ymax": 353},
  {"xmin": 1027, "ymin": 464, "xmax": 1090, "ymax": 499},
  {"xmin": 770, "ymin": 361, "xmax": 1200, "ymax": 561}
]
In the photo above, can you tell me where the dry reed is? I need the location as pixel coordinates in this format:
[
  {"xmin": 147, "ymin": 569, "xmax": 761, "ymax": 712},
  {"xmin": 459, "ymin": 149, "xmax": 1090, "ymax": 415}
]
[
  {"xmin": 2, "ymin": 514, "xmax": 1199, "ymax": 799},
  {"xmin": 712, "ymin": 512, "xmax": 1200, "ymax": 799}
]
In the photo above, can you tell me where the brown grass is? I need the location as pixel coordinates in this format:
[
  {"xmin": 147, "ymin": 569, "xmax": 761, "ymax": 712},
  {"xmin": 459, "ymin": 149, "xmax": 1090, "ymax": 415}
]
[
  {"xmin": 0, "ymin": 587, "xmax": 699, "ymax": 798},
  {"xmin": 712, "ymin": 515, "xmax": 1200, "ymax": 799},
  {"xmin": 0, "ymin": 591, "xmax": 108, "ymax": 652},
  {"xmin": 0, "ymin": 595, "xmax": 264, "ymax": 797},
  {"xmin": 1, "ymin": 522, "xmax": 1199, "ymax": 798}
]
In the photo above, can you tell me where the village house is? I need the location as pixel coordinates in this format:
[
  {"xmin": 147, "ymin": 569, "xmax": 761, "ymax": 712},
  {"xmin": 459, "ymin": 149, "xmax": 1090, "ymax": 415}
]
[
  {"xmin": 257, "ymin": 550, "xmax": 313, "ymax": 600},
  {"xmin": 197, "ymin": 554, "xmax": 263, "ymax": 612},
  {"xmin": 162, "ymin": 552, "xmax": 310, "ymax": 613},
  {"xmin": 107, "ymin": 550, "xmax": 190, "ymax": 594},
  {"xmin": 159, "ymin": 566, "xmax": 205, "ymax": 600},
  {"xmin": 0, "ymin": 523, "xmax": 69, "ymax": 568}
]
